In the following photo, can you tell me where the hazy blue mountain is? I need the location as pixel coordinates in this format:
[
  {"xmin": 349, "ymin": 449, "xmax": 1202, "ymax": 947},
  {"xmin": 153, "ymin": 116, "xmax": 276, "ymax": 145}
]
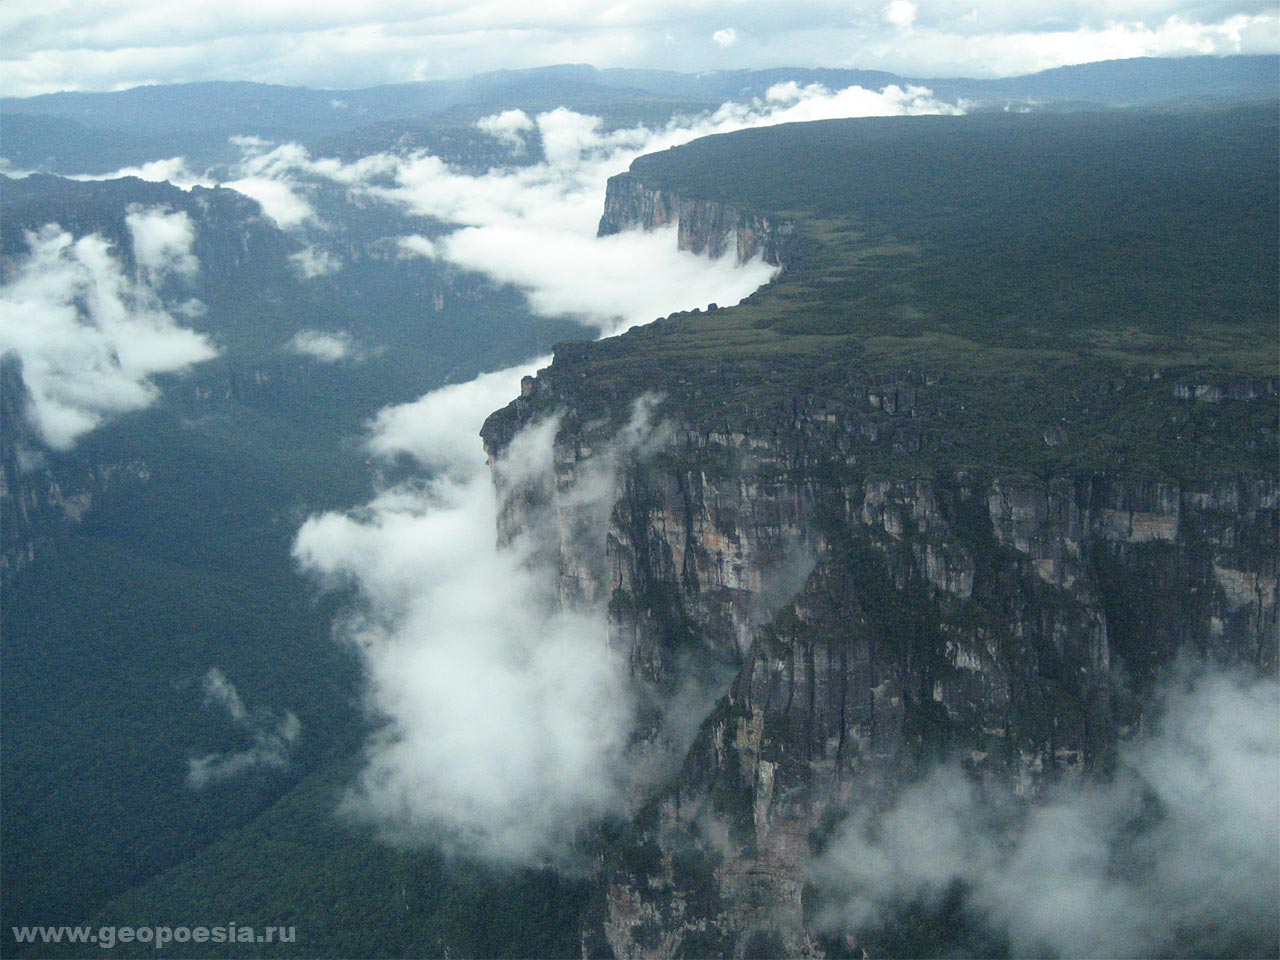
[{"xmin": 4, "ymin": 56, "xmax": 1276, "ymax": 174}]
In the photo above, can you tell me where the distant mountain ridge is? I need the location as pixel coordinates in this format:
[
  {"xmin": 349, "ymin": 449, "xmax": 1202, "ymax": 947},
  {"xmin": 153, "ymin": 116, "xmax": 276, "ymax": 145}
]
[{"xmin": 3, "ymin": 56, "xmax": 1276, "ymax": 174}]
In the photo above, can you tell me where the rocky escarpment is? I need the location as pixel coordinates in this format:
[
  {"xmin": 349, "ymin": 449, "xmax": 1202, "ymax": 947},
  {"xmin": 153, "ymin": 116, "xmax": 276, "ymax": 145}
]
[
  {"xmin": 598, "ymin": 173, "xmax": 796, "ymax": 266},
  {"xmin": 0, "ymin": 355, "xmax": 157, "ymax": 580},
  {"xmin": 483, "ymin": 348, "xmax": 1277, "ymax": 958},
  {"xmin": 487, "ymin": 109, "xmax": 1280, "ymax": 957}
]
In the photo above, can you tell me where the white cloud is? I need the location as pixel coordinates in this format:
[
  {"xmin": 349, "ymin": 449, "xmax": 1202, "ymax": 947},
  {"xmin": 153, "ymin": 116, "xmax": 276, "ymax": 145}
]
[
  {"xmin": 223, "ymin": 175, "xmax": 316, "ymax": 229},
  {"xmin": 848, "ymin": 10, "xmax": 1280, "ymax": 77},
  {"xmin": 289, "ymin": 244, "xmax": 341, "ymax": 278},
  {"xmin": 54, "ymin": 85, "xmax": 938, "ymax": 419},
  {"xmin": 294, "ymin": 405, "xmax": 673, "ymax": 862},
  {"xmin": 219, "ymin": 138, "xmax": 322, "ymax": 228},
  {"xmin": 364, "ymin": 362, "xmax": 539, "ymax": 475},
  {"xmin": 476, "ymin": 108, "xmax": 535, "ymax": 152},
  {"xmin": 813, "ymin": 665, "xmax": 1280, "ymax": 958},
  {"xmin": 0, "ymin": 2, "xmax": 1274, "ymax": 94},
  {"xmin": 125, "ymin": 205, "xmax": 199, "ymax": 280},
  {"xmin": 289, "ymin": 329, "xmax": 354, "ymax": 362},
  {"xmin": 189, "ymin": 81, "xmax": 958, "ymax": 341},
  {"xmin": 0, "ymin": 217, "xmax": 216, "ymax": 450},
  {"xmin": 201, "ymin": 665, "xmax": 249, "ymax": 723},
  {"xmin": 713, "ymin": 27, "xmax": 738, "ymax": 47},
  {"xmin": 70, "ymin": 157, "xmax": 212, "ymax": 190},
  {"xmin": 883, "ymin": 0, "xmax": 917, "ymax": 32},
  {"xmin": 441, "ymin": 224, "xmax": 773, "ymax": 335},
  {"xmin": 395, "ymin": 234, "xmax": 438, "ymax": 259},
  {"xmin": 187, "ymin": 667, "xmax": 302, "ymax": 790}
]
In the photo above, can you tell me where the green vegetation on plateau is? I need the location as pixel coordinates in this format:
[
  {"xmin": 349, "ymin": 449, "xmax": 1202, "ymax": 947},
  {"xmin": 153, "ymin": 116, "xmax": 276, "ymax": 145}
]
[{"xmin": 540, "ymin": 104, "xmax": 1278, "ymax": 480}]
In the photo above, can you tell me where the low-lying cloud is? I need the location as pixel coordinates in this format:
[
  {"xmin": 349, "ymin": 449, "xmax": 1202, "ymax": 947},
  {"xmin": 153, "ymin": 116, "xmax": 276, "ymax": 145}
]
[
  {"xmin": 812, "ymin": 665, "xmax": 1280, "ymax": 958},
  {"xmin": 58, "ymin": 82, "xmax": 962, "ymax": 341},
  {"xmin": 124, "ymin": 204, "xmax": 199, "ymax": 281},
  {"xmin": 357, "ymin": 82, "xmax": 959, "ymax": 336},
  {"xmin": 289, "ymin": 245, "xmax": 342, "ymax": 279},
  {"xmin": 288, "ymin": 329, "xmax": 356, "ymax": 362},
  {"xmin": 0, "ymin": 210, "xmax": 216, "ymax": 450},
  {"xmin": 294, "ymin": 403, "xmax": 672, "ymax": 863},
  {"xmin": 186, "ymin": 667, "xmax": 302, "ymax": 790}
]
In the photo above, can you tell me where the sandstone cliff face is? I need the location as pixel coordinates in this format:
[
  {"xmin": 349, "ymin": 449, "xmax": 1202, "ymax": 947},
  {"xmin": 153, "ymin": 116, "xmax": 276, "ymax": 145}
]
[
  {"xmin": 598, "ymin": 174, "xmax": 796, "ymax": 266},
  {"xmin": 481, "ymin": 180, "xmax": 1279, "ymax": 958},
  {"xmin": 485, "ymin": 373, "xmax": 1276, "ymax": 956}
]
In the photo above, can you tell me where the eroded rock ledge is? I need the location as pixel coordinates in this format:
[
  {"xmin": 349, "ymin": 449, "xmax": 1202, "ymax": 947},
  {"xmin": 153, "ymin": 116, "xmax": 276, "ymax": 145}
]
[
  {"xmin": 482, "ymin": 352, "xmax": 1277, "ymax": 957},
  {"xmin": 598, "ymin": 173, "xmax": 796, "ymax": 266}
]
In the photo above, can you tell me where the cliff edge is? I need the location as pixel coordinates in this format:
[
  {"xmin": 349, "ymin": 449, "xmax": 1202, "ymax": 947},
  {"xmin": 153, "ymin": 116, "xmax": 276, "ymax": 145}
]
[{"xmin": 483, "ymin": 106, "xmax": 1278, "ymax": 958}]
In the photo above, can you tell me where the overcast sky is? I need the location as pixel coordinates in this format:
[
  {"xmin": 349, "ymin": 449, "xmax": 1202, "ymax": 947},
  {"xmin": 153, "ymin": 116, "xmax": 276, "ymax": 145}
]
[{"xmin": 1, "ymin": 0, "xmax": 1276, "ymax": 97}]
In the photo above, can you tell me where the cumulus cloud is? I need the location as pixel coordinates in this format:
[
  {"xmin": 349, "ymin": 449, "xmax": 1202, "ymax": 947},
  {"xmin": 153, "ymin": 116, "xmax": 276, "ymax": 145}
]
[
  {"xmin": 294, "ymin": 400, "xmax": 676, "ymax": 862},
  {"xmin": 395, "ymin": 234, "xmax": 439, "ymax": 260},
  {"xmin": 882, "ymin": 0, "xmax": 917, "ymax": 32},
  {"xmin": 364, "ymin": 363, "xmax": 539, "ymax": 475},
  {"xmin": 443, "ymin": 224, "xmax": 773, "ymax": 334},
  {"xmin": 289, "ymin": 329, "xmax": 355, "ymax": 362},
  {"xmin": 220, "ymin": 138, "xmax": 322, "ymax": 229},
  {"xmin": 125, "ymin": 205, "xmax": 199, "ymax": 281},
  {"xmin": 0, "ymin": 216, "xmax": 216, "ymax": 450},
  {"xmin": 476, "ymin": 108, "xmax": 535, "ymax": 152},
  {"xmin": 224, "ymin": 175, "xmax": 316, "ymax": 230},
  {"xmin": 812, "ymin": 665, "xmax": 1280, "ymax": 958},
  {"xmin": 289, "ymin": 244, "xmax": 341, "ymax": 278},
  {"xmin": 713, "ymin": 27, "xmax": 738, "ymax": 47},
  {"xmin": 186, "ymin": 667, "xmax": 302, "ymax": 790}
]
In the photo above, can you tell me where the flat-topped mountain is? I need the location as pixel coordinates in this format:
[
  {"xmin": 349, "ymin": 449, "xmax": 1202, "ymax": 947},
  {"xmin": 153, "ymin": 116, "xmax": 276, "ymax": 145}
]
[{"xmin": 484, "ymin": 102, "xmax": 1279, "ymax": 956}]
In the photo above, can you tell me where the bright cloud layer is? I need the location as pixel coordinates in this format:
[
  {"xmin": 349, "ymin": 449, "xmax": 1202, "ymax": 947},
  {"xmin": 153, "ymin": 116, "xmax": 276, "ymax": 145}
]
[
  {"xmin": 1, "ymin": 1, "xmax": 1275, "ymax": 95},
  {"xmin": 0, "ymin": 211, "xmax": 216, "ymax": 450},
  {"xmin": 181, "ymin": 80, "xmax": 954, "ymax": 337},
  {"xmin": 289, "ymin": 329, "xmax": 355, "ymax": 362},
  {"xmin": 293, "ymin": 410, "xmax": 648, "ymax": 862}
]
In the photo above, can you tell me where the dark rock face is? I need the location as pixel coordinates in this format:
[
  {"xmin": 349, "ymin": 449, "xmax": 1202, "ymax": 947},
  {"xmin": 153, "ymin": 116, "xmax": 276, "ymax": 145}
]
[
  {"xmin": 483, "ymin": 194, "xmax": 1277, "ymax": 953},
  {"xmin": 598, "ymin": 173, "xmax": 796, "ymax": 266},
  {"xmin": 484, "ymin": 380, "xmax": 1276, "ymax": 955}
]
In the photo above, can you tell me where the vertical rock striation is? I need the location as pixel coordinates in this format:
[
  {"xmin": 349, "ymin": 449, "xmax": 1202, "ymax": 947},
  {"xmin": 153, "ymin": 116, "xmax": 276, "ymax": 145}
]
[
  {"xmin": 598, "ymin": 173, "xmax": 796, "ymax": 266},
  {"xmin": 483, "ymin": 365, "xmax": 1277, "ymax": 957}
]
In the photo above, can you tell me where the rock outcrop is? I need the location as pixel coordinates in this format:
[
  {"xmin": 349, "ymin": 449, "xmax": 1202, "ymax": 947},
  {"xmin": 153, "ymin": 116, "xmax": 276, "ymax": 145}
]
[
  {"xmin": 482, "ymin": 348, "xmax": 1277, "ymax": 957},
  {"xmin": 483, "ymin": 147, "xmax": 1279, "ymax": 953},
  {"xmin": 598, "ymin": 173, "xmax": 796, "ymax": 266}
]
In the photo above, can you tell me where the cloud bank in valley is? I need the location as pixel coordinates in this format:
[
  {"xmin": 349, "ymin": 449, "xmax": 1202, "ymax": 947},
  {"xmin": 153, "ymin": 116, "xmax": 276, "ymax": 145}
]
[
  {"xmin": 812, "ymin": 665, "xmax": 1280, "ymax": 958},
  {"xmin": 176, "ymin": 80, "xmax": 953, "ymax": 339},
  {"xmin": 0, "ymin": 208, "xmax": 216, "ymax": 450},
  {"xmin": 44, "ymin": 82, "xmax": 960, "ymax": 345}
]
